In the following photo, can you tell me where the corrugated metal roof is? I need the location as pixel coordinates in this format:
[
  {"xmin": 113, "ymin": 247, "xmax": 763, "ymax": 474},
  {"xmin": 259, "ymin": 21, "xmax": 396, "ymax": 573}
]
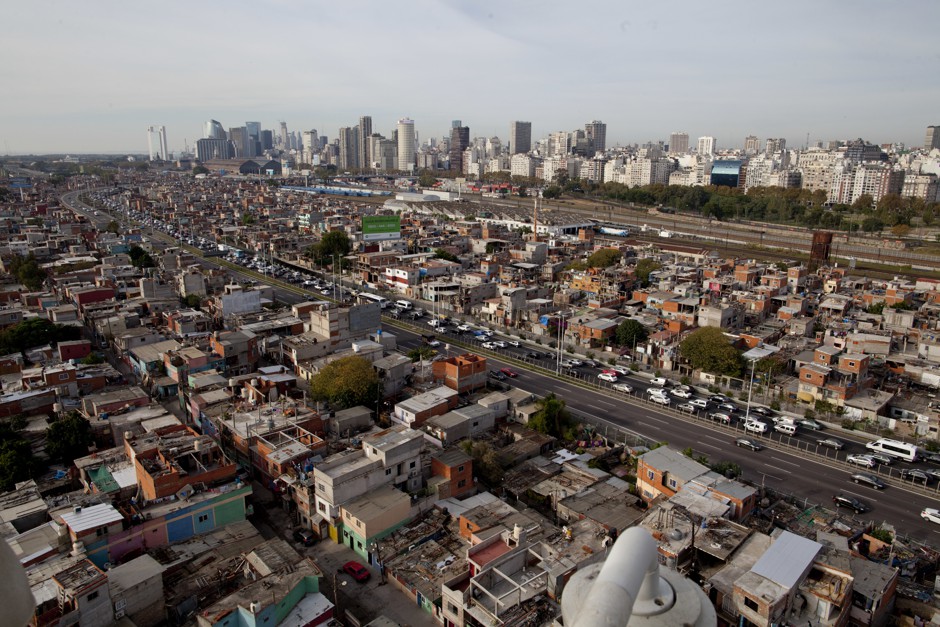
[
  {"xmin": 60, "ymin": 503, "xmax": 123, "ymax": 533},
  {"xmin": 750, "ymin": 531, "xmax": 820, "ymax": 589}
]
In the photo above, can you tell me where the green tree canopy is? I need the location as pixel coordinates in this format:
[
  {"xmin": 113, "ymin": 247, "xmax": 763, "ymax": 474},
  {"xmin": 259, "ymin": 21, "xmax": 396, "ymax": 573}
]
[
  {"xmin": 183, "ymin": 294, "xmax": 202, "ymax": 309},
  {"xmin": 306, "ymin": 230, "xmax": 352, "ymax": 265},
  {"xmin": 434, "ymin": 248, "xmax": 459, "ymax": 262},
  {"xmin": 615, "ymin": 319, "xmax": 648, "ymax": 347},
  {"xmin": 192, "ymin": 165, "xmax": 209, "ymax": 175},
  {"xmin": 542, "ymin": 186, "xmax": 562, "ymax": 199},
  {"xmin": 45, "ymin": 413, "xmax": 93, "ymax": 465},
  {"xmin": 679, "ymin": 327, "xmax": 744, "ymax": 377},
  {"xmin": 0, "ymin": 318, "xmax": 82, "ymax": 355},
  {"xmin": 309, "ymin": 356, "xmax": 381, "ymax": 410},
  {"xmin": 417, "ymin": 170, "xmax": 437, "ymax": 187},
  {"xmin": 407, "ymin": 346, "xmax": 436, "ymax": 362},
  {"xmin": 0, "ymin": 421, "xmax": 40, "ymax": 492},
  {"xmin": 528, "ymin": 393, "xmax": 575, "ymax": 439},
  {"xmin": 586, "ymin": 248, "xmax": 622, "ymax": 269},
  {"xmin": 106, "ymin": 220, "xmax": 120, "ymax": 234},
  {"xmin": 128, "ymin": 245, "xmax": 156, "ymax": 269},
  {"xmin": 633, "ymin": 258, "xmax": 662, "ymax": 287},
  {"xmin": 459, "ymin": 440, "xmax": 503, "ymax": 486},
  {"xmin": 7, "ymin": 253, "xmax": 47, "ymax": 291}
]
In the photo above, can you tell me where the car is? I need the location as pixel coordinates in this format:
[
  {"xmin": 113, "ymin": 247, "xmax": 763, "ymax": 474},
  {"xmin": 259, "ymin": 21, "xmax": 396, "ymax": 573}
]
[
  {"xmin": 799, "ymin": 418, "xmax": 825, "ymax": 430},
  {"xmin": 649, "ymin": 395, "xmax": 671, "ymax": 406},
  {"xmin": 900, "ymin": 468, "xmax": 931, "ymax": 483},
  {"xmin": 488, "ymin": 370, "xmax": 507, "ymax": 381},
  {"xmin": 647, "ymin": 387, "xmax": 668, "ymax": 398},
  {"xmin": 709, "ymin": 394, "xmax": 730, "ymax": 404},
  {"xmin": 428, "ymin": 319, "xmax": 445, "ymax": 328},
  {"xmin": 817, "ymin": 437, "xmax": 845, "ymax": 450},
  {"xmin": 598, "ymin": 373, "xmax": 618, "ymax": 383},
  {"xmin": 561, "ymin": 359, "xmax": 582, "ymax": 368},
  {"xmin": 717, "ymin": 402, "xmax": 738, "ymax": 413},
  {"xmin": 610, "ymin": 365, "xmax": 631, "ymax": 375},
  {"xmin": 343, "ymin": 561, "xmax": 371, "ymax": 582},
  {"xmin": 481, "ymin": 342, "xmax": 497, "ymax": 350},
  {"xmin": 709, "ymin": 412, "xmax": 733, "ymax": 424},
  {"xmin": 922, "ymin": 452, "xmax": 940, "ymax": 464},
  {"xmin": 923, "ymin": 469, "xmax": 940, "ymax": 482},
  {"xmin": 456, "ymin": 324, "xmax": 473, "ymax": 332},
  {"xmin": 505, "ymin": 340, "xmax": 521, "ymax": 347},
  {"xmin": 832, "ymin": 494, "xmax": 869, "ymax": 514},
  {"xmin": 677, "ymin": 402, "xmax": 696, "ymax": 412},
  {"xmin": 650, "ymin": 377, "xmax": 669, "ymax": 387},
  {"xmin": 751, "ymin": 407, "xmax": 773, "ymax": 417},
  {"xmin": 922, "ymin": 508, "xmax": 940, "ymax": 524},
  {"xmin": 500, "ymin": 367, "xmax": 518, "ymax": 378},
  {"xmin": 600, "ymin": 369, "xmax": 618, "ymax": 376},
  {"xmin": 735, "ymin": 437, "xmax": 764, "ymax": 451},
  {"xmin": 491, "ymin": 340, "xmax": 507, "ymax": 349},
  {"xmin": 847, "ymin": 454, "xmax": 877, "ymax": 468},
  {"xmin": 670, "ymin": 388, "xmax": 692, "ymax": 398},
  {"xmin": 526, "ymin": 350, "xmax": 546, "ymax": 359},
  {"xmin": 293, "ymin": 528, "xmax": 317, "ymax": 546},
  {"xmin": 689, "ymin": 399, "xmax": 710, "ymax": 410},
  {"xmin": 850, "ymin": 472, "xmax": 886, "ymax": 489},
  {"xmin": 581, "ymin": 359, "xmax": 598, "ymax": 368},
  {"xmin": 867, "ymin": 453, "xmax": 893, "ymax": 466},
  {"xmin": 612, "ymin": 383, "xmax": 634, "ymax": 393}
]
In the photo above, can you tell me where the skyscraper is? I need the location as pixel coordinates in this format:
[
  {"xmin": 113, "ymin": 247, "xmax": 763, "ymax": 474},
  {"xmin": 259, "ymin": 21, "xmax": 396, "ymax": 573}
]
[
  {"xmin": 925, "ymin": 125, "xmax": 940, "ymax": 151},
  {"xmin": 397, "ymin": 118, "xmax": 415, "ymax": 173},
  {"xmin": 302, "ymin": 130, "xmax": 318, "ymax": 163},
  {"xmin": 669, "ymin": 132, "xmax": 689, "ymax": 154},
  {"xmin": 204, "ymin": 120, "xmax": 226, "ymax": 140},
  {"xmin": 510, "ymin": 121, "xmax": 532, "ymax": 154},
  {"xmin": 147, "ymin": 126, "xmax": 168, "ymax": 161},
  {"xmin": 450, "ymin": 124, "xmax": 470, "ymax": 172},
  {"xmin": 339, "ymin": 126, "xmax": 359, "ymax": 171},
  {"xmin": 245, "ymin": 122, "xmax": 261, "ymax": 158},
  {"xmin": 697, "ymin": 136, "xmax": 716, "ymax": 156},
  {"xmin": 279, "ymin": 122, "xmax": 289, "ymax": 148},
  {"xmin": 744, "ymin": 135, "xmax": 760, "ymax": 155},
  {"xmin": 358, "ymin": 116, "xmax": 372, "ymax": 170},
  {"xmin": 764, "ymin": 137, "xmax": 786, "ymax": 156},
  {"xmin": 585, "ymin": 120, "xmax": 607, "ymax": 154}
]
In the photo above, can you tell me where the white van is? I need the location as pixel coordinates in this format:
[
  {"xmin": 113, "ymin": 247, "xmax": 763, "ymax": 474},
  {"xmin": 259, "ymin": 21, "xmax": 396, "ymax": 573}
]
[
  {"xmin": 775, "ymin": 423, "xmax": 797, "ymax": 436},
  {"xmin": 744, "ymin": 421, "xmax": 768, "ymax": 434},
  {"xmin": 395, "ymin": 300, "xmax": 413, "ymax": 310}
]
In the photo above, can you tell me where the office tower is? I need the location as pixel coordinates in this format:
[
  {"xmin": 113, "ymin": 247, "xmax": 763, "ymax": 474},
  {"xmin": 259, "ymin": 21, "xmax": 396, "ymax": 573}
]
[
  {"xmin": 146, "ymin": 125, "xmax": 168, "ymax": 161},
  {"xmin": 279, "ymin": 122, "xmax": 288, "ymax": 148},
  {"xmin": 244, "ymin": 122, "xmax": 261, "ymax": 158},
  {"xmin": 669, "ymin": 132, "xmax": 689, "ymax": 154},
  {"xmin": 697, "ymin": 136, "xmax": 716, "ymax": 156},
  {"xmin": 339, "ymin": 126, "xmax": 359, "ymax": 170},
  {"xmin": 228, "ymin": 127, "xmax": 248, "ymax": 158},
  {"xmin": 450, "ymin": 124, "xmax": 470, "ymax": 172},
  {"xmin": 925, "ymin": 125, "xmax": 940, "ymax": 151},
  {"xmin": 397, "ymin": 118, "xmax": 415, "ymax": 173},
  {"xmin": 204, "ymin": 119, "xmax": 226, "ymax": 140},
  {"xmin": 585, "ymin": 120, "xmax": 607, "ymax": 154},
  {"xmin": 358, "ymin": 116, "xmax": 372, "ymax": 170},
  {"xmin": 765, "ymin": 137, "xmax": 786, "ymax": 156},
  {"xmin": 744, "ymin": 135, "xmax": 760, "ymax": 155},
  {"xmin": 195, "ymin": 138, "xmax": 234, "ymax": 161},
  {"xmin": 301, "ymin": 130, "xmax": 318, "ymax": 163},
  {"xmin": 550, "ymin": 131, "xmax": 570, "ymax": 157},
  {"xmin": 510, "ymin": 121, "xmax": 532, "ymax": 154},
  {"xmin": 260, "ymin": 130, "xmax": 273, "ymax": 151}
]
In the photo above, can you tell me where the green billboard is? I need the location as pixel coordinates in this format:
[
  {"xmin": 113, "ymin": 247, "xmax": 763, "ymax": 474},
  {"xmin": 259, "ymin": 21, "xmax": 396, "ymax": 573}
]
[{"xmin": 362, "ymin": 215, "xmax": 401, "ymax": 241}]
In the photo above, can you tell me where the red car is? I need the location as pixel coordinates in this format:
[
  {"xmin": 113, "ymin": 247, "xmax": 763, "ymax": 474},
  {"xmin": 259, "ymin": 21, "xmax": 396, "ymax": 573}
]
[
  {"xmin": 343, "ymin": 560, "xmax": 370, "ymax": 582},
  {"xmin": 500, "ymin": 367, "xmax": 518, "ymax": 378}
]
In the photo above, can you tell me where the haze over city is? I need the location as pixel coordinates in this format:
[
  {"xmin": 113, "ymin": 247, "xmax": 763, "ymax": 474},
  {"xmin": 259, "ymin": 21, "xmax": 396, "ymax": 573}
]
[{"xmin": 3, "ymin": 0, "xmax": 940, "ymax": 154}]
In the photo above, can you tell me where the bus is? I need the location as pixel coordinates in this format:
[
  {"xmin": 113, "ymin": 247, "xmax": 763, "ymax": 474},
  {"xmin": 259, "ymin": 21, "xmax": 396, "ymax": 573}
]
[
  {"xmin": 358, "ymin": 292, "xmax": 390, "ymax": 309},
  {"xmin": 865, "ymin": 438, "xmax": 919, "ymax": 462}
]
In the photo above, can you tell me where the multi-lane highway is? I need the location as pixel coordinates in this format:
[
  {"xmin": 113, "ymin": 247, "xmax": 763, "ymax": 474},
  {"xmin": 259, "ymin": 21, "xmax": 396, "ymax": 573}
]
[{"xmin": 62, "ymin": 190, "xmax": 940, "ymax": 544}]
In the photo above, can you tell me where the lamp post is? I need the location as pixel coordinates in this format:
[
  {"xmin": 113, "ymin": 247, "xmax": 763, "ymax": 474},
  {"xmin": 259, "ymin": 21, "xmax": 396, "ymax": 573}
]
[
  {"xmin": 331, "ymin": 573, "xmax": 346, "ymax": 621},
  {"xmin": 745, "ymin": 356, "xmax": 758, "ymax": 424},
  {"xmin": 370, "ymin": 541, "xmax": 388, "ymax": 585}
]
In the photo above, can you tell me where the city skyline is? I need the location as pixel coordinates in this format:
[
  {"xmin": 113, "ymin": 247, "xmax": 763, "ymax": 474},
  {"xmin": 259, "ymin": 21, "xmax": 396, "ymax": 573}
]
[{"xmin": 2, "ymin": 0, "xmax": 939, "ymax": 153}]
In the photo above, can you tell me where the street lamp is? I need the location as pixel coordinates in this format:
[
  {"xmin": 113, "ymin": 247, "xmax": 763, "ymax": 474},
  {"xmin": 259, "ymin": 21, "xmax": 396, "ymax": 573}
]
[
  {"xmin": 331, "ymin": 574, "xmax": 347, "ymax": 620},
  {"xmin": 745, "ymin": 356, "xmax": 757, "ymax": 424},
  {"xmin": 370, "ymin": 542, "xmax": 388, "ymax": 584}
]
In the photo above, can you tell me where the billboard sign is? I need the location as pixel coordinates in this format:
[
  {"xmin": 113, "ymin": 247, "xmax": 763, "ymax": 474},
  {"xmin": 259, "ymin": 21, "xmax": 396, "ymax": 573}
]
[{"xmin": 362, "ymin": 215, "xmax": 401, "ymax": 241}]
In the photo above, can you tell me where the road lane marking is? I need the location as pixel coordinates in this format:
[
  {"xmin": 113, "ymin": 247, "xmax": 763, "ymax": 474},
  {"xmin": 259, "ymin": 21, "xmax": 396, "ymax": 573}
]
[{"xmin": 769, "ymin": 457, "xmax": 801, "ymax": 467}]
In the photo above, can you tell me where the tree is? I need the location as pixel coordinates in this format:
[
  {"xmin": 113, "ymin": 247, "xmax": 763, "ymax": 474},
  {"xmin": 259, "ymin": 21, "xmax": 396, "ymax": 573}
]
[
  {"xmin": 615, "ymin": 319, "xmax": 648, "ymax": 348},
  {"xmin": 459, "ymin": 440, "xmax": 503, "ymax": 486},
  {"xmin": 192, "ymin": 165, "xmax": 209, "ymax": 175},
  {"xmin": 417, "ymin": 170, "xmax": 437, "ymax": 187},
  {"xmin": 586, "ymin": 248, "xmax": 622, "ymax": 269},
  {"xmin": 528, "ymin": 393, "xmax": 575, "ymax": 439},
  {"xmin": 0, "ymin": 421, "xmax": 40, "ymax": 492},
  {"xmin": 851, "ymin": 193, "xmax": 874, "ymax": 212},
  {"xmin": 633, "ymin": 258, "xmax": 662, "ymax": 287},
  {"xmin": 860, "ymin": 217, "xmax": 884, "ymax": 233},
  {"xmin": 434, "ymin": 248, "xmax": 460, "ymax": 262},
  {"xmin": 309, "ymin": 356, "xmax": 381, "ymax": 410},
  {"xmin": 128, "ymin": 245, "xmax": 156, "ymax": 269},
  {"xmin": 679, "ymin": 327, "xmax": 743, "ymax": 377},
  {"xmin": 890, "ymin": 224, "xmax": 911, "ymax": 237},
  {"xmin": 81, "ymin": 353, "xmax": 104, "ymax": 365},
  {"xmin": 307, "ymin": 230, "xmax": 352, "ymax": 266},
  {"xmin": 241, "ymin": 213, "xmax": 255, "ymax": 225},
  {"xmin": 106, "ymin": 220, "xmax": 120, "ymax": 234},
  {"xmin": 183, "ymin": 294, "xmax": 202, "ymax": 309},
  {"xmin": 407, "ymin": 346, "xmax": 436, "ymax": 362},
  {"xmin": 0, "ymin": 317, "xmax": 81, "ymax": 355},
  {"xmin": 866, "ymin": 302, "xmax": 886, "ymax": 315},
  {"xmin": 45, "ymin": 413, "xmax": 93, "ymax": 465},
  {"xmin": 542, "ymin": 186, "xmax": 562, "ymax": 199},
  {"xmin": 7, "ymin": 253, "xmax": 47, "ymax": 291}
]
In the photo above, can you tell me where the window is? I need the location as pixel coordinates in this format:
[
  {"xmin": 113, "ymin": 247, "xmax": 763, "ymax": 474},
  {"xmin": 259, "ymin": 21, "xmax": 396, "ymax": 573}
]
[
  {"xmin": 409, "ymin": 461, "xmax": 416, "ymax": 469},
  {"xmin": 458, "ymin": 465, "xmax": 465, "ymax": 472},
  {"xmin": 457, "ymin": 479, "xmax": 466, "ymax": 488},
  {"xmin": 385, "ymin": 468, "xmax": 392, "ymax": 475},
  {"xmin": 472, "ymin": 421, "xmax": 479, "ymax": 427},
  {"xmin": 356, "ymin": 520, "xmax": 362, "ymax": 528},
  {"xmin": 805, "ymin": 373, "xmax": 812, "ymax": 379},
  {"xmin": 59, "ymin": 372, "xmax": 70, "ymax": 381},
  {"xmin": 668, "ymin": 479, "xmax": 677, "ymax": 489},
  {"xmin": 849, "ymin": 361, "xmax": 856, "ymax": 367},
  {"xmin": 198, "ymin": 514, "xmax": 209, "ymax": 523},
  {"xmin": 318, "ymin": 502, "xmax": 326, "ymax": 512},
  {"xmin": 743, "ymin": 597, "xmax": 759, "ymax": 611},
  {"xmin": 647, "ymin": 470, "xmax": 654, "ymax": 480},
  {"xmin": 87, "ymin": 591, "xmax": 99, "ymax": 602}
]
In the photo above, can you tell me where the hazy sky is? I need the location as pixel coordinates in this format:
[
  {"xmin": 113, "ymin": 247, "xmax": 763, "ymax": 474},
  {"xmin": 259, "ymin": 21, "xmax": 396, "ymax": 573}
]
[{"xmin": 3, "ymin": 0, "xmax": 939, "ymax": 154}]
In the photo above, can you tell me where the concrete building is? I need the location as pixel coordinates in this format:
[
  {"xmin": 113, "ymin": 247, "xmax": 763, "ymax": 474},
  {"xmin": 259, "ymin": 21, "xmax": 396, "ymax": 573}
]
[
  {"xmin": 697, "ymin": 135, "xmax": 716, "ymax": 156},
  {"xmin": 669, "ymin": 132, "xmax": 689, "ymax": 154},
  {"xmin": 510, "ymin": 120, "xmax": 532, "ymax": 154},
  {"xmin": 584, "ymin": 120, "xmax": 606, "ymax": 154},
  {"xmin": 397, "ymin": 118, "xmax": 416, "ymax": 173}
]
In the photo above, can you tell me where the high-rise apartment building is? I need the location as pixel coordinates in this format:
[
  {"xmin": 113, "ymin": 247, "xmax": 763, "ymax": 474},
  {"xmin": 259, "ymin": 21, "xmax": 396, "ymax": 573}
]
[
  {"xmin": 147, "ymin": 126, "xmax": 168, "ymax": 161},
  {"xmin": 697, "ymin": 136, "xmax": 716, "ymax": 156},
  {"xmin": 279, "ymin": 122, "xmax": 289, "ymax": 148},
  {"xmin": 765, "ymin": 138, "xmax": 786, "ymax": 156},
  {"xmin": 301, "ymin": 130, "xmax": 318, "ymax": 164},
  {"xmin": 397, "ymin": 118, "xmax": 416, "ymax": 173},
  {"xmin": 925, "ymin": 126, "xmax": 940, "ymax": 151},
  {"xmin": 195, "ymin": 138, "xmax": 234, "ymax": 161},
  {"xmin": 585, "ymin": 120, "xmax": 607, "ymax": 154},
  {"xmin": 549, "ymin": 131, "xmax": 570, "ymax": 157},
  {"xmin": 358, "ymin": 116, "xmax": 372, "ymax": 170},
  {"xmin": 449, "ymin": 124, "xmax": 470, "ymax": 172},
  {"xmin": 669, "ymin": 132, "xmax": 689, "ymax": 154},
  {"xmin": 339, "ymin": 126, "xmax": 359, "ymax": 171},
  {"xmin": 204, "ymin": 120, "xmax": 226, "ymax": 140},
  {"xmin": 510, "ymin": 121, "xmax": 532, "ymax": 154},
  {"xmin": 744, "ymin": 135, "xmax": 760, "ymax": 155}
]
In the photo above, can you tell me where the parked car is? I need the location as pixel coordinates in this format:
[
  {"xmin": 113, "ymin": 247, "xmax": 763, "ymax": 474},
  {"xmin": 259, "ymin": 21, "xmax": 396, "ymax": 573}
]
[
  {"xmin": 677, "ymin": 402, "xmax": 696, "ymax": 412},
  {"xmin": 598, "ymin": 373, "xmax": 618, "ymax": 383},
  {"xmin": 610, "ymin": 365, "xmax": 631, "ymax": 375},
  {"xmin": 817, "ymin": 437, "xmax": 845, "ymax": 450},
  {"xmin": 851, "ymin": 473, "xmax": 885, "ymax": 489},
  {"xmin": 293, "ymin": 528, "xmax": 317, "ymax": 546},
  {"xmin": 670, "ymin": 388, "xmax": 693, "ymax": 398},
  {"xmin": 709, "ymin": 412, "xmax": 733, "ymax": 424},
  {"xmin": 832, "ymin": 494, "xmax": 869, "ymax": 514},
  {"xmin": 846, "ymin": 454, "xmax": 876, "ymax": 468},
  {"xmin": 922, "ymin": 508, "xmax": 940, "ymax": 524},
  {"xmin": 481, "ymin": 342, "xmax": 497, "ymax": 350},
  {"xmin": 867, "ymin": 453, "xmax": 893, "ymax": 466},
  {"xmin": 500, "ymin": 367, "xmax": 518, "ymax": 378},
  {"xmin": 526, "ymin": 350, "xmax": 546, "ymax": 359},
  {"xmin": 343, "ymin": 561, "xmax": 371, "ymax": 582},
  {"xmin": 735, "ymin": 437, "xmax": 763, "ymax": 451},
  {"xmin": 649, "ymin": 395, "xmax": 671, "ymax": 406},
  {"xmin": 709, "ymin": 394, "xmax": 731, "ymax": 404},
  {"xmin": 488, "ymin": 370, "xmax": 507, "ymax": 381},
  {"xmin": 689, "ymin": 399, "xmax": 709, "ymax": 410},
  {"xmin": 650, "ymin": 377, "xmax": 669, "ymax": 387},
  {"xmin": 612, "ymin": 382, "xmax": 633, "ymax": 393}
]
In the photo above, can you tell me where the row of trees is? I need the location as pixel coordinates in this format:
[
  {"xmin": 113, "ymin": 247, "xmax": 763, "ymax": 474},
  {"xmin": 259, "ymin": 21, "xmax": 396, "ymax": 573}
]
[
  {"xmin": 304, "ymin": 231, "xmax": 351, "ymax": 267},
  {"xmin": 0, "ymin": 412, "xmax": 93, "ymax": 492},
  {"xmin": 7, "ymin": 253, "xmax": 47, "ymax": 291},
  {"xmin": 0, "ymin": 318, "xmax": 82, "ymax": 357}
]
